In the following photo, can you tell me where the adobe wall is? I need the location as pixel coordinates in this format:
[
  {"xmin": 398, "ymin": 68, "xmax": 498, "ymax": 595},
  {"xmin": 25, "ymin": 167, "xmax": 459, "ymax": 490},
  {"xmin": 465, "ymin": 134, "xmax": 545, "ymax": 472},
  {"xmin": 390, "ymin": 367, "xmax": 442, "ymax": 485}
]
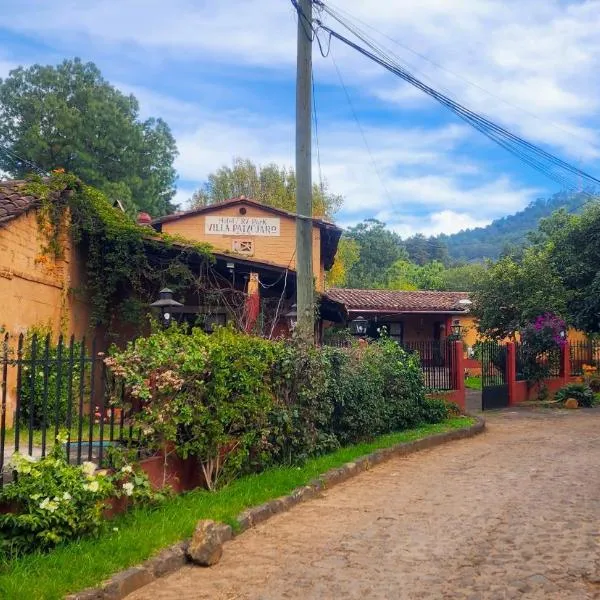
[{"xmin": 160, "ymin": 203, "xmax": 326, "ymax": 291}]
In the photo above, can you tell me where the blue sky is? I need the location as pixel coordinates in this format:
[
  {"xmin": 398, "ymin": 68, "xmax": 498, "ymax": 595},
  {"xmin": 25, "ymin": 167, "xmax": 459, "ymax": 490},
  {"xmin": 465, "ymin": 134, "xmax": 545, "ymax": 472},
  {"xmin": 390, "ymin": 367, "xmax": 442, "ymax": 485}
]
[{"xmin": 1, "ymin": 0, "xmax": 599, "ymax": 236}]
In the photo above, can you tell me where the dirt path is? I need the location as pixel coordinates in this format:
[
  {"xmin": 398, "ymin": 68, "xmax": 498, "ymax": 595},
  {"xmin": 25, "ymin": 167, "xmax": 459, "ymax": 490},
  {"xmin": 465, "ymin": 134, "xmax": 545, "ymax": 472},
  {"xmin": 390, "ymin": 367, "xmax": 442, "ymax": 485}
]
[{"xmin": 128, "ymin": 409, "xmax": 600, "ymax": 600}]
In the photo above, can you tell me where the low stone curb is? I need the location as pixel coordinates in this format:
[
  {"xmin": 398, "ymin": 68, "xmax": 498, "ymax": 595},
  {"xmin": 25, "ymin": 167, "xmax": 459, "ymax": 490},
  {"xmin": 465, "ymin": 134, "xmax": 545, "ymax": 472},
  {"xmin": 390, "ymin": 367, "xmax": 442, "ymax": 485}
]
[{"xmin": 66, "ymin": 416, "xmax": 484, "ymax": 599}]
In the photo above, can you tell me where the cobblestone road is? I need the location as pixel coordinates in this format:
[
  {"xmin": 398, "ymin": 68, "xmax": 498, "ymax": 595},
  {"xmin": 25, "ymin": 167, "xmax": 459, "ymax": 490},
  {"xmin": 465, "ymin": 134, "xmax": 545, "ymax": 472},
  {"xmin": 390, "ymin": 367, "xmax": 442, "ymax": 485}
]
[{"xmin": 128, "ymin": 409, "xmax": 600, "ymax": 600}]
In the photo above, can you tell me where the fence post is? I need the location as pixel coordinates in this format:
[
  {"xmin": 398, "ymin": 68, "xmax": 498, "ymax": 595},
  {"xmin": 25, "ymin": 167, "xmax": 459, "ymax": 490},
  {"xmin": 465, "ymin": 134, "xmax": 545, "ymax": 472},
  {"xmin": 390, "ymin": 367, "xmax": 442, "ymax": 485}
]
[
  {"xmin": 453, "ymin": 340, "xmax": 465, "ymax": 412},
  {"xmin": 506, "ymin": 342, "xmax": 517, "ymax": 405},
  {"xmin": 561, "ymin": 340, "xmax": 571, "ymax": 384}
]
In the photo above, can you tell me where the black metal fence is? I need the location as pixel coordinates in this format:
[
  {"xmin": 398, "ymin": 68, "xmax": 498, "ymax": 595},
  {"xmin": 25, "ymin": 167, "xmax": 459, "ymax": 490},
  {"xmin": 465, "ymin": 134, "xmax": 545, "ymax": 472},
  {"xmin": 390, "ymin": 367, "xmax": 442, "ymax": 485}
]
[
  {"xmin": 402, "ymin": 340, "xmax": 456, "ymax": 391},
  {"xmin": 570, "ymin": 341, "xmax": 600, "ymax": 376},
  {"xmin": 0, "ymin": 333, "xmax": 136, "ymax": 487}
]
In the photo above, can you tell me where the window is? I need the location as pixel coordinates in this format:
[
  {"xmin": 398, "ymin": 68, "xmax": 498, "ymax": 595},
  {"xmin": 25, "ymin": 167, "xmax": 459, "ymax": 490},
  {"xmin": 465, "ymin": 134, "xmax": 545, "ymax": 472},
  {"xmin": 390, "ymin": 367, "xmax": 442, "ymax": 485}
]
[{"xmin": 232, "ymin": 239, "xmax": 254, "ymax": 256}]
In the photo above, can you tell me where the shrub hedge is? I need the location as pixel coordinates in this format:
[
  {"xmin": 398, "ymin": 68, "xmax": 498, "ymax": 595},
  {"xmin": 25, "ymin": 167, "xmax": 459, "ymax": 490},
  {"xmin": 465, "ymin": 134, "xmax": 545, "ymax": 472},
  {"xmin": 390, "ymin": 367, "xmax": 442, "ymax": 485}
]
[{"xmin": 106, "ymin": 325, "xmax": 452, "ymax": 485}]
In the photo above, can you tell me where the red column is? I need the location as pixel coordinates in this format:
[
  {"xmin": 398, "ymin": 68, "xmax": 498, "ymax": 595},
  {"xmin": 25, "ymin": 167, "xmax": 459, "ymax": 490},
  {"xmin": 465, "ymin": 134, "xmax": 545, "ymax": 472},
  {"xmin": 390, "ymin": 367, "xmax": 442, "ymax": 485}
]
[
  {"xmin": 244, "ymin": 273, "xmax": 260, "ymax": 333},
  {"xmin": 453, "ymin": 340, "xmax": 465, "ymax": 412},
  {"xmin": 561, "ymin": 341, "xmax": 571, "ymax": 384},
  {"xmin": 506, "ymin": 342, "xmax": 517, "ymax": 406}
]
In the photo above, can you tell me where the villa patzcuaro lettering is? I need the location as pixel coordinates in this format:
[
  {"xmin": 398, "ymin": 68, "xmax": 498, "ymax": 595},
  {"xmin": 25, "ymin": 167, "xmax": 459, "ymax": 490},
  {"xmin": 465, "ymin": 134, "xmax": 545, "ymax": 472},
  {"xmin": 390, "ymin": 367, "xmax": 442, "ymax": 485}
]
[{"xmin": 205, "ymin": 216, "xmax": 281, "ymax": 236}]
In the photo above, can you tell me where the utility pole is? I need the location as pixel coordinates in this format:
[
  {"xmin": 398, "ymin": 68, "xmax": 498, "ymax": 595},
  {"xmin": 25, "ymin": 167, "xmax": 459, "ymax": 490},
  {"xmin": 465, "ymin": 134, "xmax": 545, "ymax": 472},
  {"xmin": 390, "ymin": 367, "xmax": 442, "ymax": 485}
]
[{"xmin": 295, "ymin": 0, "xmax": 314, "ymax": 342}]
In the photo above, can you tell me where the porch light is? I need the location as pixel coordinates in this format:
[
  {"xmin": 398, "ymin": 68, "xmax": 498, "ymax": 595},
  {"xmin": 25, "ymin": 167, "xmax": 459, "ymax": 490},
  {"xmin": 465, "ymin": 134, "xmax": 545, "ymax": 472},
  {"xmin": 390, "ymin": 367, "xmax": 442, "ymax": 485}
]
[
  {"xmin": 451, "ymin": 320, "xmax": 463, "ymax": 337},
  {"xmin": 285, "ymin": 304, "xmax": 298, "ymax": 330},
  {"xmin": 350, "ymin": 315, "xmax": 369, "ymax": 337},
  {"xmin": 150, "ymin": 288, "xmax": 183, "ymax": 328}
]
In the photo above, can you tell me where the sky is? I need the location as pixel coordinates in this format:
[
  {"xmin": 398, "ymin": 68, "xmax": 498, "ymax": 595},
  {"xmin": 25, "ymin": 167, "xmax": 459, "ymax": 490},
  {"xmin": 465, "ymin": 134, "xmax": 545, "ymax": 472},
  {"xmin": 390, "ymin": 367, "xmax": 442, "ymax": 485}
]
[{"xmin": 0, "ymin": 0, "xmax": 599, "ymax": 237}]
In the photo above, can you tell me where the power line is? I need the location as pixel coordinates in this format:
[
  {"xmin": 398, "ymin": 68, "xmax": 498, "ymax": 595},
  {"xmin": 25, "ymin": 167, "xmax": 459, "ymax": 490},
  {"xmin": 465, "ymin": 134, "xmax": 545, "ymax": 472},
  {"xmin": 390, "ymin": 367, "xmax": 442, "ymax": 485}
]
[
  {"xmin": 330, "ymin": 53, "xmax": 395, "ymax": 207},
  {"xmin": 323, "ymin": 0, "xmax": 596, "ymax": 150},
  {"xmin": 313, "ymin": 3, "xmax": 600, "ymax": 196}
]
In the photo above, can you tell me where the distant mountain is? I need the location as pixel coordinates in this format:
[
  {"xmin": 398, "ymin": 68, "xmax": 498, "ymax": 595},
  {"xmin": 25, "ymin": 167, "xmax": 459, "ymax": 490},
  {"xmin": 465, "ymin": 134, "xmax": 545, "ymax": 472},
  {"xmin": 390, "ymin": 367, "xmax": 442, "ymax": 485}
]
[{"xmin": 438, "ymin": 191, "xmax": 591, "ymax": 262}]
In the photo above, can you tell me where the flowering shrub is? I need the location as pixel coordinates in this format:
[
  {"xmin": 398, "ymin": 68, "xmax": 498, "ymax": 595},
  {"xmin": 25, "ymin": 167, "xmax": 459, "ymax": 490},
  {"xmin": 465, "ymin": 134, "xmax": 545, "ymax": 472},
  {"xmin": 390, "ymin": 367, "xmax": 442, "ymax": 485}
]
[
  {"xmin": 106, "ymin": 325, "xmax": 449, "ymax": 485},
  {"xmin": 0, "ymin": 436, "xmax": 161, "ymax": 558},
  {"xmin": 0, "ymin": 441, "xmax": 111, "ymax": 558},
  {"xmin": 106, "ymin": 326, "xmax": 279, "ymax": 489},
  {"xmin": 519, "ymin": 313, "xmax": 566, "ymax": 386}
]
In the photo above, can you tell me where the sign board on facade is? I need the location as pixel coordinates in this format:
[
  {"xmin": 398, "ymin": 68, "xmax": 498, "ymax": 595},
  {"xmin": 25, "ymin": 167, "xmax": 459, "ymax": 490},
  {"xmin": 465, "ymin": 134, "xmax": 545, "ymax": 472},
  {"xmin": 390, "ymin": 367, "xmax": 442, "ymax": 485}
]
[{"xmin": 204, "ymin": 216, "xmax": 281, "ymax": 236}]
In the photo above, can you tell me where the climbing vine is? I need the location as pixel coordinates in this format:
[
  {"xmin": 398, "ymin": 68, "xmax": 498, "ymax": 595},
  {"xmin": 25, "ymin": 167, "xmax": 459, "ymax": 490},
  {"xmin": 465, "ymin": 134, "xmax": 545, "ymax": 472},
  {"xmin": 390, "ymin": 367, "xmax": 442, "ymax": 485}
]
[{"xmin": 24, "ymin": 172, "xmax": 214, "ymax": 328}]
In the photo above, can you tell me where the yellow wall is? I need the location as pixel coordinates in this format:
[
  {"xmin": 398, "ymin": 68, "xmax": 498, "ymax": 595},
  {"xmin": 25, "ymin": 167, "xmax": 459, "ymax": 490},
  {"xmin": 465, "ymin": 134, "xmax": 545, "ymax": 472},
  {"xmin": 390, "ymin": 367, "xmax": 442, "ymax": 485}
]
[
  {"xmin": 160, "ymin": 203, "xmax": 326, "ymax": 292},
  {"xmin": 0, "ymin": 210, "xmax": 91, "ymax": 424},
  {"xmin": 453, "ymin": 315, "xmax": 587, "ymax": 348}
]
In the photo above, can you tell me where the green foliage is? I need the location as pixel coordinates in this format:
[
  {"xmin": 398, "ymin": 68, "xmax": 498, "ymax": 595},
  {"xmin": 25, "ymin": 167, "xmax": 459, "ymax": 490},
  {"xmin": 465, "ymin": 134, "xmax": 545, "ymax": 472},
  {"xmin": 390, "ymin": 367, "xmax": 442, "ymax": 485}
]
[
  {"xmin": 106, "ymin": 325, "xmax": 280, "ymax": 489},
  {"xmin": 472, "ymin": 248, "xmax": 567, "ymax": 339},
  {"xmin": 439, "ymin": 190, "xmax": 591, "ymax": 262},
  {"xmin": 326, "ymin": 237, "xmax": 360, "ymax": 287},
  {"xmin": 344, "ymin": 219, "xmax": 406, "ymax": 288},
  {"xmin": 0, "ymin": 441, "xmax": 111, "ymax": 558},
  {"xmin": 0, "ymin": 436, "xmax": 163, "ymax": 559},
  {"xmin": 106, "ymin": 327, "xmax": 449, "ymax": 486},
  {"xmin": 554, "ymin": 383, "xmax": 595, "ymax": 407},
  {"xmin": 190, "ymin": 157, "xmax": 342, "ymax": 219},
  {"xmin": 0, "ymin": 58, "xmax": 177, "ymax": 216},
  {"xmin": 18, "ymin": 329, "xmax": 83, "ymax": 429},
  {"xmin": 24, "ymin": 172, "xmax": 213, "ymax": 327}
]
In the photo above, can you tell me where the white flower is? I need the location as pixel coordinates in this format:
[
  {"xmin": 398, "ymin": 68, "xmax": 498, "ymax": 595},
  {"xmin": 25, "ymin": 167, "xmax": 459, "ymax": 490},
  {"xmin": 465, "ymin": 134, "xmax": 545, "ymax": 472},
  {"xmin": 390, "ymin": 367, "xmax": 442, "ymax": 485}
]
[
  {"xmin": 81, "ymin": 461, "xmax": 96, "ymax": 477},
  {"xmin": 122, "ymin": 482, "xmax": 134, "ymax": 497},
  {"xmin": 84, "ymin": 480, "xmax": 100, "ymax": 493},
  {"xmin": 120, "ymin": 465, "xmax": 133, "ymax": 474},
  {"xmin": 39, "ymin": 497, "xmax": 58, "ymax": 512},
  {"xmin": 112, "ymin": 527, "xmax": 119, "ymax": 532},
  {"xmin": 62, "ymin": 492, "xmax": 72, "ymax": 501}
]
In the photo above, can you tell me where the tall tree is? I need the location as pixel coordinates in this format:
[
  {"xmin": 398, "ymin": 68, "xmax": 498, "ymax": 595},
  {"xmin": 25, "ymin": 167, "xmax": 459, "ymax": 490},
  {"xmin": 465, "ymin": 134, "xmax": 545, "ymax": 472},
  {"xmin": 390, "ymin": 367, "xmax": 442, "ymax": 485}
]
[
  {"xmin": 326, "ymin": 238, "xmax": 360, "ymax": 288},
  {"xmin": 0, "ymin": 59, "xmax": 178, "ymax": 216},
  {"xmin": 472, "ymin": 249, "xmax": 567, "ymax": 339},
  {"xmin": 344, "ymin": 219, "xmax": 406, "ymax": 288},
  {"xmin": 191, "ymin": 157, "xmax": 342, "ymax": 219}
]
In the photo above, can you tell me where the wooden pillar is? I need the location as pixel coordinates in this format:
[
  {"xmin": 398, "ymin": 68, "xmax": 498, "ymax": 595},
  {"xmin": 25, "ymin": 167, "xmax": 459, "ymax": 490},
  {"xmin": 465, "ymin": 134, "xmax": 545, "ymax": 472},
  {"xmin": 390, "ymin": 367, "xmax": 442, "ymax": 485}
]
[{"xmin": 244, "ymin": 273, "xmax": 260, "ymax": 334}]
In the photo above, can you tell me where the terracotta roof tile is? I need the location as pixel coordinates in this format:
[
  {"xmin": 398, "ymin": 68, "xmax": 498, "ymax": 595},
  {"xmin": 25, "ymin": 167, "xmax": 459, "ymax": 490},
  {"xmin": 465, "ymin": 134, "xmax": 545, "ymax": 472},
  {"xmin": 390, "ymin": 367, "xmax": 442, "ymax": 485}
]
[
  {"xmin": 0, "ymin": 179, "xmax": 42, "ymax": 226},
  {"xmin": 324, "ymin": 288, "xmax": 472, "ymax": 313}
]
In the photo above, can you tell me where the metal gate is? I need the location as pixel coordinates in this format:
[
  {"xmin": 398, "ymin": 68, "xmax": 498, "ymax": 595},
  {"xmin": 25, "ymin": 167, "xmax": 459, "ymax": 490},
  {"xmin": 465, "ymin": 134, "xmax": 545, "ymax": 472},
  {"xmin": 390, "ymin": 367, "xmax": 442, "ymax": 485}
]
[{"xmin": 480, "ymin": 341, "xmax": 509, "ymax": 410}]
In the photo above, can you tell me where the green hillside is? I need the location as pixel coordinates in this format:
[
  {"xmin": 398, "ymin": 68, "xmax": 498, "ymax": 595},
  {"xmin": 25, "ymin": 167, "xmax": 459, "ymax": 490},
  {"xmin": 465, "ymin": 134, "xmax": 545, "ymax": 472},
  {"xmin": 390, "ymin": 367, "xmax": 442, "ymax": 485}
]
[{"xmin": 437, "ymin": 191, "xmax": 591, "ymax": 262}]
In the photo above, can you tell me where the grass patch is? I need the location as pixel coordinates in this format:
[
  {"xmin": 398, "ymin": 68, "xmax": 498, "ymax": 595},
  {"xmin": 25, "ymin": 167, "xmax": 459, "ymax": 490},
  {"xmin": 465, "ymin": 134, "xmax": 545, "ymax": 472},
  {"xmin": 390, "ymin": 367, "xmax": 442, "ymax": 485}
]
[
  {"xmin": 465, "ymin": 376, "xmax": 482, "ymax": 390},
  {"xmin": 0, "ymin": 417, "xmax": 473, "ymax": 600}
]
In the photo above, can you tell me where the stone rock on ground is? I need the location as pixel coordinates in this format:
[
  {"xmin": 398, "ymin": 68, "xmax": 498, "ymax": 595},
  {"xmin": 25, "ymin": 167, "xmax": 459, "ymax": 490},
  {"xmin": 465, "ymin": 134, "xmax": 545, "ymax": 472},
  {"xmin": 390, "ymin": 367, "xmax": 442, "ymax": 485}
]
[
  {"xmin": 186, "ymin": 520, "xmax": 231, "ymax": 567},
  {"xmin": 564, "ymin": 397, "xmax": 579, "ymax": 409}
]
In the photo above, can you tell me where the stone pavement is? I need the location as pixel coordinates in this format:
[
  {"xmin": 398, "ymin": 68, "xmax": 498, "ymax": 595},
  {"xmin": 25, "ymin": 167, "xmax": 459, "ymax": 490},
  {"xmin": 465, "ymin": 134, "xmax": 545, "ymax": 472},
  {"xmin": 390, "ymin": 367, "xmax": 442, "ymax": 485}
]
[{"xmin": 128, "ymin": 409, "xmax": 600, "ymax": 600}]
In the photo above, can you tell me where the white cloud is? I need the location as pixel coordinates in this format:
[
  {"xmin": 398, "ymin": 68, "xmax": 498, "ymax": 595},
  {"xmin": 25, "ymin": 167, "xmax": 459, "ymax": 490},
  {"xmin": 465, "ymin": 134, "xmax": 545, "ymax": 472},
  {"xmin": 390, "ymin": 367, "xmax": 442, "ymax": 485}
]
[
  {"xmin": 386, "ymin": 211, "xmax": 493, "ymax": 238},
  {"xmin": 0, "ymin": 0, "xmax": 595, "ymax": 235}
]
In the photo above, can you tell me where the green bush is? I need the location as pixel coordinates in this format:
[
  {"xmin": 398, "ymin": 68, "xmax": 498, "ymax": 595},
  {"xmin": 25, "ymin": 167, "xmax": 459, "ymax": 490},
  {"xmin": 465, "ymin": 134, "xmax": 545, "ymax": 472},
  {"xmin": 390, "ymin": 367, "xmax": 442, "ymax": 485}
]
[
  {"xmin": 106, "ymin": 325, "xmax": 450, "ymax": 486},
  {"xmin": 555, "ymin": 383, "xmax": 595, "ymax": 407}
]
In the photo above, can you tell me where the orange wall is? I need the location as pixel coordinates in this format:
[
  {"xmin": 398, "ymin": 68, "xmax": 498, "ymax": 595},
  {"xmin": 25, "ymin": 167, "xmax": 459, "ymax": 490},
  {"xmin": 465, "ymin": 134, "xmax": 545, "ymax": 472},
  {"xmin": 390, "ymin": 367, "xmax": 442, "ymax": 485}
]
[
  {"xmin": 0, "ymin": 210, "xmax": 92, "ymax": 424},
  {"xmin": 160, "ymin": 203, "xmax": 326, "ymax": 291}
]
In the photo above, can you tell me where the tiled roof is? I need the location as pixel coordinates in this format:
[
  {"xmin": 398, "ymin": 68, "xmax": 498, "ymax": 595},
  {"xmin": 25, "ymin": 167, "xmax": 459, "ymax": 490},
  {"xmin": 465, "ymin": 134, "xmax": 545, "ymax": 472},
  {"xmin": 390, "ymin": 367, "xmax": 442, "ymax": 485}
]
[
  {"xmin": 324, "ymin": 288, "xmax": 472, "ymax": 313},
  {"xmin": 0, "ymin": 180, "xmax": 41, "ymax": 226}
]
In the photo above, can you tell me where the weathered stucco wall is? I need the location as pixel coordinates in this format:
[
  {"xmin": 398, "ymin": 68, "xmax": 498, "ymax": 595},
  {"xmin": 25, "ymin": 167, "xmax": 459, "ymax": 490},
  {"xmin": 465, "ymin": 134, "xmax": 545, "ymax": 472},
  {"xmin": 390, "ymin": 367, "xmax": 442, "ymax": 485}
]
[
  {"xmin": 0, "ymin": 209, "xmax": 92, "ymax": 425},
  {"xmin": 160, "ymin": 203, "xmax": 326, "ymax": 292}
]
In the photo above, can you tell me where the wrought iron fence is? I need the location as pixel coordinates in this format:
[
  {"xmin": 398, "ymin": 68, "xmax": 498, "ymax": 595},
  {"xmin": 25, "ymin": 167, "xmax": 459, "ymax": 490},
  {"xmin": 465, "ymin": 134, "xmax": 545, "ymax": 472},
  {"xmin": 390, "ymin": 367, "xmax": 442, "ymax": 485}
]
[
  {"xmin": 0, "ymin": 333, "xmax": 137, "ymax": 487},
  {"xmin": 514, "ymin": 342, "xmax": 562, "ymax": 380},
  {"xmin": 570, "ymin": 341, "xmax": 600, "ymax": 376},
  {"xmin": 401, "ymin": 340, "xmax": 456, "ymax": 391}
]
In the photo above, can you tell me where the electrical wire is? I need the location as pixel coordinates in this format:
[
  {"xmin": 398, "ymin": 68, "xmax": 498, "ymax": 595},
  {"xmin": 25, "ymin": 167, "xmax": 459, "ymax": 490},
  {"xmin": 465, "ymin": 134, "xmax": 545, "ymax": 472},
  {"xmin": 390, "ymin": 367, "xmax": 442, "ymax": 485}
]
[
  {"xmin": 313, "ymin": 4, "xmax": 600, "ymax": 196},
  {"xmin": 323, "ymin": 0, "xmax": 596, "ymax": 149}
]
